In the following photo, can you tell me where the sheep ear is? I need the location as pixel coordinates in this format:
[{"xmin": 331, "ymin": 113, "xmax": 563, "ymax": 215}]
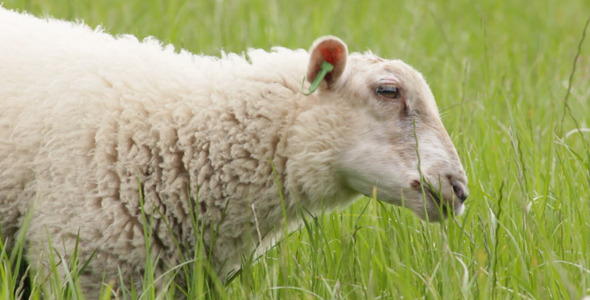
[{"xmin": 307, "ymin": 36, "xmax": 348, "ymax": 88}]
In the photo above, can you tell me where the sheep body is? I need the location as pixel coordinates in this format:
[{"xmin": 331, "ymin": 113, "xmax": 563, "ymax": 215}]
[
  {"xmin": 0, "ymin": 7, "xmax": 468, "ymax": 296},
  {"xmin": 0, "ymin": 8, "xmax": 358, "ymax": 293}
]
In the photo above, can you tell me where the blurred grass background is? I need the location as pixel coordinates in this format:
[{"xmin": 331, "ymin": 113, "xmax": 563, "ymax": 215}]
[{"xmin": 2, "ymin": 0, "xmax": 590, "ymax": 298}]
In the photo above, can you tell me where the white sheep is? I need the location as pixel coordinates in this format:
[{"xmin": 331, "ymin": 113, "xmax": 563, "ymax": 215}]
[{"xmin": 0, "ymin": 7, "xmax": 468, "ymax": 297}]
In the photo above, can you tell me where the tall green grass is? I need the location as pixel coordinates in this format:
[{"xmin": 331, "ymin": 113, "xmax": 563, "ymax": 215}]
[{"xmin": 2, "ymin": 0, "xmax": 590, "ymax": 298}]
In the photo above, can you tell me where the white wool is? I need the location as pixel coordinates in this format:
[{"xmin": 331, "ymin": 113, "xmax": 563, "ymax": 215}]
[{"xmin": 0, "ymin": 7, "xmax": 467, "ymax": 297}]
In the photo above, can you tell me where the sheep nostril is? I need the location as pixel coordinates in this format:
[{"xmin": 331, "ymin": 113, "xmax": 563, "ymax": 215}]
[{"xmin": 451, "ymin": 181, "xmax": 468, "ymax": 203}]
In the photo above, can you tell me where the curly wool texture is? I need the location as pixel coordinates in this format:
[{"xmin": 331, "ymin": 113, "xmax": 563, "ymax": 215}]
[{"xmin": 0, "ymin": 8, "xmax": 362, "ymax": 293}]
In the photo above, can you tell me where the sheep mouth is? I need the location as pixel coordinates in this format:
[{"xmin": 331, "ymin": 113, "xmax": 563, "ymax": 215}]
[{"xmin": 423, "ymin": 186, "xmax": 452, "ymax": 217}]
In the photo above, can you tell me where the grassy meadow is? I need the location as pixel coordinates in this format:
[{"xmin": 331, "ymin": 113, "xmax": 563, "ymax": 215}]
[{"xmin": 2, "ymin": 0, "xmax": 590, "ymax": 298}]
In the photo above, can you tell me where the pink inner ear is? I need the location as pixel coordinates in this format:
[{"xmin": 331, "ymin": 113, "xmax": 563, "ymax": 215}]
[
  {"xmin": 307, "ymin": 37, "xmax": 348, "ymax": 86},
  {"xmin": 320, "ymin": 46, "xmax": 345, "ymax": 66}
]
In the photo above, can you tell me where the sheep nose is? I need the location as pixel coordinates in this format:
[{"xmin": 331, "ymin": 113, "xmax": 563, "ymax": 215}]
[{"xmin": 451, "ymin": 178, "xmax": 468, "ymax": 203}]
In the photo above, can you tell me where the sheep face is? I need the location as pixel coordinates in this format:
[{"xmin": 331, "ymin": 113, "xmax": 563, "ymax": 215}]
[{"xmin": 307, "ymin": 37, "xmax": 468, "ymax": 221}]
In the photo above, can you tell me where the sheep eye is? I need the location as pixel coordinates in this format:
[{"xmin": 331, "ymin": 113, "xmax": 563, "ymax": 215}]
[{"xmin": 375, "ymin": 85, "xmax": 401, "ymax": 99}]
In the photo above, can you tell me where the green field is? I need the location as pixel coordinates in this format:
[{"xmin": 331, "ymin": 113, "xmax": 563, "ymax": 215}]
[{"xmin": 2, "ymin": 0, "xmax": 590, "ymax": 299}]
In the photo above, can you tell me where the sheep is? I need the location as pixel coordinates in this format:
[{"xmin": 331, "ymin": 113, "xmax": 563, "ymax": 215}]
[{"xmin": 0, "ymin": 7, "xmax": 468, "ymax": 297}]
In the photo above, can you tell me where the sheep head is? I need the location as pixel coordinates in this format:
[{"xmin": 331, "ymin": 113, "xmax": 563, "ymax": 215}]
[{"xmin": 304, "ymin": 36, "xmax": 468, "ymax": 221}]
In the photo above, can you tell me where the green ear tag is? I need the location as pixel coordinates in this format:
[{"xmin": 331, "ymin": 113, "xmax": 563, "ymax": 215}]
[{"xmin": 301, "ymin": 61, "xmax": 334, "ymax": 96}]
